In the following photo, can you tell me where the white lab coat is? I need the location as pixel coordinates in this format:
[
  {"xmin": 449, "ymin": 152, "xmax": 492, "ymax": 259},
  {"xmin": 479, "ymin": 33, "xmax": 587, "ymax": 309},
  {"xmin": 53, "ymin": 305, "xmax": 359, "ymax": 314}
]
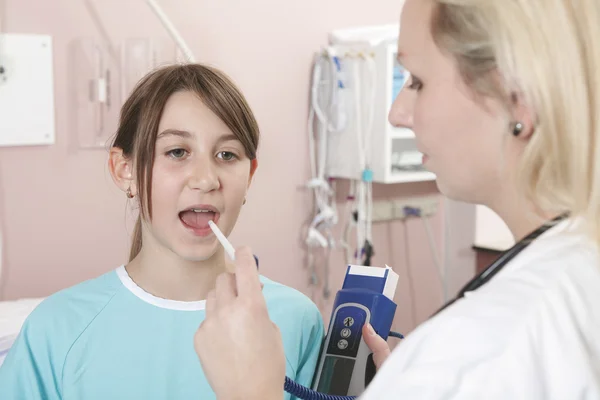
[{"xmin": 361, "ymin": 218, "xmax": 600, "ymax": 399}]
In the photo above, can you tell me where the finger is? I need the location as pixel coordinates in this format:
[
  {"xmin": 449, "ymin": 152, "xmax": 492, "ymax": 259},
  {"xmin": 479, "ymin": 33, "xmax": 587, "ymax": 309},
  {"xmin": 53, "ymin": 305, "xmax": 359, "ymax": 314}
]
[
  {"xmin": 215, "ymin": 272, "xmax": 237, "ymax": 305},
  {"xmin": 233, "ymin": 246, "xmax": 262, "ymax": 298},
  {"xmin": 205, "ymin": 289, "xmax": 217, "ymax": 317},
  {"xmin": 362, "ymin": 324, "xmax": 391, "ymax": 370}
]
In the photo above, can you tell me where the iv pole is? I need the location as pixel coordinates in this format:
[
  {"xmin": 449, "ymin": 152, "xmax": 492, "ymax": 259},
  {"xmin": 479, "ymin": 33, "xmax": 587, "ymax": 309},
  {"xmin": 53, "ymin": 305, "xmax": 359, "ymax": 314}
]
[{"xmin": 145, "ymin": 0, "xmax": 196, "ymax": 63}]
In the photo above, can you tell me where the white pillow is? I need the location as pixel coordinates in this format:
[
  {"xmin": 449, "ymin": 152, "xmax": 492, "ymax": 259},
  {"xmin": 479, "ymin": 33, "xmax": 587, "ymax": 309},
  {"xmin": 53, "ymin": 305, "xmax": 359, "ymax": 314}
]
[{"xmin": 0, "ymin": 298, "xmax": 44, "ymax": 367}]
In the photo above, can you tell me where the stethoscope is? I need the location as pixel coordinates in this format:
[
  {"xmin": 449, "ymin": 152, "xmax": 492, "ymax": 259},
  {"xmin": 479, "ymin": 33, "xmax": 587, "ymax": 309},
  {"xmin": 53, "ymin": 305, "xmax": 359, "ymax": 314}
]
[{"xmin": 433, "ymin": 212, "xmax": 569, "ymax": 316}]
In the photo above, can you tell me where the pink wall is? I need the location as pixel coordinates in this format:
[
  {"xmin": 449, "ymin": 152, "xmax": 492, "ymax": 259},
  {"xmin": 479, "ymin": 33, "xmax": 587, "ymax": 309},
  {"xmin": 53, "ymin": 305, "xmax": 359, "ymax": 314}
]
[{"xmin": 0, "ymin": 0, "xmax": 476, "ymax": 334}]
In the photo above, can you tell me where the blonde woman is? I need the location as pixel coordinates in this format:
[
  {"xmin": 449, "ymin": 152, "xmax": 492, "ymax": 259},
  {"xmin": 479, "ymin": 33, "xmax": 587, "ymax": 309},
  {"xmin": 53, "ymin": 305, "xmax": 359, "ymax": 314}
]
[{"xmin": 192, "ymin": 0, "xmax": 600, "ymax": 399}]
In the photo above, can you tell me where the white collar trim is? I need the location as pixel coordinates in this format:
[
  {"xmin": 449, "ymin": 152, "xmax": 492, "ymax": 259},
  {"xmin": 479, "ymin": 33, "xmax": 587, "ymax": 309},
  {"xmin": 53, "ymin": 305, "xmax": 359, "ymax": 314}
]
[{"xmin": 116, "ymin": 265, "xmax": 206, "ymax": 311}]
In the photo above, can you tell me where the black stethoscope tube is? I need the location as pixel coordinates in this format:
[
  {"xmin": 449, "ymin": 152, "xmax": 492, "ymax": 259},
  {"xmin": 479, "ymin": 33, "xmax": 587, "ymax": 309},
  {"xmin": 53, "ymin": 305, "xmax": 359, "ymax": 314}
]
[{"xmin": 432, "ymin": 213, "xmax": 569, "ymax": 316}]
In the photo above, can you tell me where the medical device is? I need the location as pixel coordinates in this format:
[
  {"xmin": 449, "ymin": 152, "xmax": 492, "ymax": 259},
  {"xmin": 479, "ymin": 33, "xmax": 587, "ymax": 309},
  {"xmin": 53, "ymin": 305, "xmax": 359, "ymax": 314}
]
[
  {"xmin": 209, "ymin": 221, "xmax": 403, "ymax": 400},
  {"xmin": 309, "ymin": 265, "xmax": 398, "ymax": 397},
  {"xmin": 305, "ymin": 25, "xmax": 438, "ymax": 299},
  {"xmin": 305, "ymin": 49, "xmax": 345, "ymax": 298},
  {"xmin": 324, "ymin": 24, "xmax": 435, "ymax": 184}
]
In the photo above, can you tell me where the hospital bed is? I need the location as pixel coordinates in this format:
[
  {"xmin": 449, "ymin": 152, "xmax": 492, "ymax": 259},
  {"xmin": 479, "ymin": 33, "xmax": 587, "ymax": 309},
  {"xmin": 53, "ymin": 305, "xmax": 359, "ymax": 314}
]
[{"xmin": 0, "ymin": 297, "xmax": 44, "ymax": 366}]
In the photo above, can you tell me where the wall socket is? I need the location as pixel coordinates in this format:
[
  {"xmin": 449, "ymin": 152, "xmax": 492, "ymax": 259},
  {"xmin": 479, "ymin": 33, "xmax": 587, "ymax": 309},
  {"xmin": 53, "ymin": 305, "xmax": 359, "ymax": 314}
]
[{"xmin": 371, "ymin": 196, "xmax": 439, "ymax": 222}]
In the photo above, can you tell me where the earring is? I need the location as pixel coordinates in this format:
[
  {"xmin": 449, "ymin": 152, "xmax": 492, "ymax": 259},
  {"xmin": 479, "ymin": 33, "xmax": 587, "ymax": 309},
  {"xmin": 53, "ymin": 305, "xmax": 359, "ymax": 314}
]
[
  {"xmin": 126, "ymin": 187, "xmax": 134, "ymax": 199},
  {"xmin": 512, "ymin": 121, "xmax": 524, "ymax": 136},
  {"xmin": 243, "ymin": 198, "xmax": 247, "ymax": 205}
]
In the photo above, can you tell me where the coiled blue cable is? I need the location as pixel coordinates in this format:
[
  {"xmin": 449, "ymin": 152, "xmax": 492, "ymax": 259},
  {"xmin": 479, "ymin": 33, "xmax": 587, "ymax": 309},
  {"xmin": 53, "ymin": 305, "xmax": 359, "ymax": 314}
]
[
  {"xmin": 389, "ymin": 331, "xmax": 405, "ymax": 339},
  {"xmin": 284, "ymin": 376, "xmax": 356, "ymax": 400}
]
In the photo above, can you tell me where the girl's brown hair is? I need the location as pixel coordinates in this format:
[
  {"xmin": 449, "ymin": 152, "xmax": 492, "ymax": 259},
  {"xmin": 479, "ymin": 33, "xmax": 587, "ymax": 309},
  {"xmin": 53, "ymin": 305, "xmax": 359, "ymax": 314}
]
[{"xmin": 112, "ymin": 64, "xmax": 260, "ymax": 261}]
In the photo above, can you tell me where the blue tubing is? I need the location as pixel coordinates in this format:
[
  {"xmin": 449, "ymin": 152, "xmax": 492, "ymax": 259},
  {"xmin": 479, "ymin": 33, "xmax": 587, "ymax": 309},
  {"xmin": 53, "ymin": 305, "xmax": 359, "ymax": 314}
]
[
  {"xmin": 389, "ymin": 331, "xmax": 405, "ymax": 339},
  {"xmin": 284, "ymin": 377, "xmax": 356, "ymax": 400}
]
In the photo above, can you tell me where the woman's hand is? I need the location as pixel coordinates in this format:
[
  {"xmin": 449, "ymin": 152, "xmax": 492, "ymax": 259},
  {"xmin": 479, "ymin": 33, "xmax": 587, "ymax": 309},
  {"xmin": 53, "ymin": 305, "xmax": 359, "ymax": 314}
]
[
  {"xmin": 194, "ymin": 247, "xmax": 286, "ymax": 400},
  {"xmin": 362, "ymin": 323, "xmax": 392, "ymax": 370}
]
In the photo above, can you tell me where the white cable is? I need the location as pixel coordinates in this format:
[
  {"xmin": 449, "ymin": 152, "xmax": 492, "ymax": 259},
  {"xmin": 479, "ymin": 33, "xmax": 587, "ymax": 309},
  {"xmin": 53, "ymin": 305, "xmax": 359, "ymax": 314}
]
[
  {"xmin": 357, "ymin": 182, "xmax": 365, "ymax": 263},
  {"xmin": 307, "ymin": 54, "xmax": 328, "ymax": 210},
  {"xmin": 307, "ymin": 107, "xmax": 317, "ymax": 180},
  {"xmin": 366, "ymin": 182, "xmax": 373, "ymax": 242},
  {"xmin": 364, "ymin": 56, "xmax": 377, "ymax": 245},
  {"xmin": 306, "ymin": 51, "xmax": 346, "ymax": 296},
  {"xmin": 353, "ymin": 58, "xmax": 366, "ymax": 171},
  {"xmin": 421, "ymin": 215, "xmax": 447, "ymax": 301},
  {"xmin": 351, "ymin": 57, "xmax": 365, "ymax": 263},
  {"xmin": 350, "ymin": 53, "xmax": 378, "ymax": 264},
  {"xmin": 146, "ymin": 0, "xmax": 195, "ymax": 63},
  {"xmin": 340, "ymin": 180, "xmax": 356, "ymax": 264}
]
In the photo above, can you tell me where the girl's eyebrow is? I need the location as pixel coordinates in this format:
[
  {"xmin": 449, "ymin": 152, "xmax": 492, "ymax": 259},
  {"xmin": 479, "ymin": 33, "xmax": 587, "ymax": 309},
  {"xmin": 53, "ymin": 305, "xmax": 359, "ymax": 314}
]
[
  {"xmin": 157, "ymin": 130, "xmax": 238, "ymax": 145},
  {"xmin": 157, "ymin": 129, "xmax": 192, "ymax": 139},
  {"xmin": 216, "ymin": 133, "xmax": 239, "ymax": 145}
]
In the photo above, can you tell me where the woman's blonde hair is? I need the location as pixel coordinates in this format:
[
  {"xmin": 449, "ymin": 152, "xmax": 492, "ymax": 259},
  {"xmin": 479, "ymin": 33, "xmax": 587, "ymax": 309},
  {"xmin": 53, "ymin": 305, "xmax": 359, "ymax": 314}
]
[{"xmin": 430, "ymin": 0, "xmax": 600, "ymax": 241}]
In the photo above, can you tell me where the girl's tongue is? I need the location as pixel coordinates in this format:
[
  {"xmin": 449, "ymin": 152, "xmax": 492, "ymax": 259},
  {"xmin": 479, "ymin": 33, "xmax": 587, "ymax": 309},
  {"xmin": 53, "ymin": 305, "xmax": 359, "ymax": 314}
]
[{"xmin": 179, "ymin": 210, "xmax": 216, "ymax": 229}]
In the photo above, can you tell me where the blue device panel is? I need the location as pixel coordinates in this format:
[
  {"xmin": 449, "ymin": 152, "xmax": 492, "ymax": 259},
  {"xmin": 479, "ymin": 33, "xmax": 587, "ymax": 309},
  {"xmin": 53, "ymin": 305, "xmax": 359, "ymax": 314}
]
[
  {"xmin": 326, "ymin": 305, "xmax": 368, "ymax": 358},
  {"xmin": 312, "ymin": 266, "xmax": 399, "ymax": 397}
]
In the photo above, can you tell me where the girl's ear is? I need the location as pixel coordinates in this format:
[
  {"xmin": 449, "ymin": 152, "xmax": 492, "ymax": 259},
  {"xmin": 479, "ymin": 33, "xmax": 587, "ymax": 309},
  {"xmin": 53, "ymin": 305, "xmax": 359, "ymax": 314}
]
[
  {"xmin": 109, "ymin": 147, "xmax": 136, "ymax": 197},
  {"xmin": 248, "ymin": 159, "xmax": 258, "ymax": 186}
]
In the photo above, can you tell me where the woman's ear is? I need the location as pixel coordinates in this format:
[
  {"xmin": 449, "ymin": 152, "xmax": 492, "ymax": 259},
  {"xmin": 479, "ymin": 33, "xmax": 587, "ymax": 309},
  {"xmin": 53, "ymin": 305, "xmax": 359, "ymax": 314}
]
[
  {"xmin": 509, "ymin": 91, "xmax": 536, "ymax": 140},
  {"xmin": 109, "ymin": 147, "xmax": 136, "ymax": 197}
]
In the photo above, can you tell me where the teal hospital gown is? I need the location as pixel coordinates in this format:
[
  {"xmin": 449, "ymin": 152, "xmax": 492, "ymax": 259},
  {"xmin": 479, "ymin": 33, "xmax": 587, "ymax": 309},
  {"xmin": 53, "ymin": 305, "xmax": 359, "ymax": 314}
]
[{"xmin": 0, "ymin": 266, "xmax": 325, "ymax": 399}]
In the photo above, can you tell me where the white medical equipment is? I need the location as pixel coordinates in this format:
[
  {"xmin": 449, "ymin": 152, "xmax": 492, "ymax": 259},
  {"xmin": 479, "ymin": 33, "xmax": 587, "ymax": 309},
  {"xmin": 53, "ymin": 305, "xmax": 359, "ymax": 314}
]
[
  {"xmin": 72, "ymin": 0, "xmax": 195, "ymax": 149},
  {"xmin": 305, "ymin": 25, "xmax": 435, "ymax": 298},
  {"xmin": 325, "ymin": 24, "xmax": 434, "ymax": 184},
  {"xmin": 0, "ymin": 33, "xmax": 55, "ymax": 147},
  {"xmin": 305, "ymin": 48, "xmax": 343, "ymax": 298}
]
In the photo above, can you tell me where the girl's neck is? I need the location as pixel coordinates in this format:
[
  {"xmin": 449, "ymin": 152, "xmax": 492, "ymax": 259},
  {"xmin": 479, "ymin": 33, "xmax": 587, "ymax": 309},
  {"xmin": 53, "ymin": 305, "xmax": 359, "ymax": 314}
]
[{"xmin": 125, "ymin": 245, "xmax": 230, "ymax": 302}]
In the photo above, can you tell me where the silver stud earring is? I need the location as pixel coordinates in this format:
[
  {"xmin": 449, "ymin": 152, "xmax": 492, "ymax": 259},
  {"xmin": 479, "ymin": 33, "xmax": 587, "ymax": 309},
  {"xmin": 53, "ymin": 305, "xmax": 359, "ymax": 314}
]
[{"xmin": 512, "ymin": 122, "xmax": 524, "ymax": 136}]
